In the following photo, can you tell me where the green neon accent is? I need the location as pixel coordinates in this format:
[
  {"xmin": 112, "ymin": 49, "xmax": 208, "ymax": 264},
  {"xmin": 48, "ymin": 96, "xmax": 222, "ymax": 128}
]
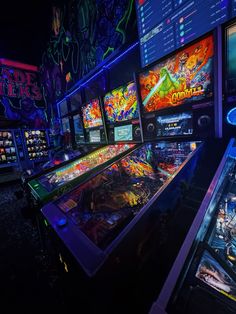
[
  {"xmin": 116, "ymin": 0, "xmax": 134, "ymax": 44},
  {"xmin": 44, "ymin": 219, "xmax": 48, "ymax": 227},
  {"xmin": 103, "ymin": 47, "xmax": 115, "ymax": 59}
]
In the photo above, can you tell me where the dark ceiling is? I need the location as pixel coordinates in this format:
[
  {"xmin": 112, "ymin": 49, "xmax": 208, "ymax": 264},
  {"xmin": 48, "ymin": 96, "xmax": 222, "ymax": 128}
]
[{"xmin": 0, "ymin": 1, "xmax": 53, "ymax": 66}]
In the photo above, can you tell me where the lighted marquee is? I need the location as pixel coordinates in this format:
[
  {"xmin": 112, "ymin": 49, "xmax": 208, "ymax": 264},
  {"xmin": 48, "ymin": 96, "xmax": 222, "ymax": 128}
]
[
  {"xmin": 0, "ymin": 59, "xmax": 46, "ymax": 128},
  {"xmin": 139, "ymin": 35, "xmax": 214, "ymax": 112},
  {"xmin": 104, "ymin": 82, "xmax": 138, "ymax": 123},
  {"xmin": 82, "ymin": 99, "xmax": 103, "ymax": 129},
  {"xmin": 0, "ymin": 64, "xmax": 42, "ymax": 101}
]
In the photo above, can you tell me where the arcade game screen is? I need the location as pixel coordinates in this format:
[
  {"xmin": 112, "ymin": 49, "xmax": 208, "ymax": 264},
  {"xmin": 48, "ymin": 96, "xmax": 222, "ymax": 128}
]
[
  {"xmin": 103, "ymin": 81, "xmax": 138, "ymax": 123},
  {"xmin": 55, "ymin": 141, "xmax": 199, "ymax": 249},
  {"xmin": 0, "ymin": 131, "xmax": 17, "ymax": 165},
  {"xmin": 139, "ymin": 35, "xmax": 214, "ymax": 113},
  {"xmin": 82, "ymin": 98, "xmax": 103, "ymax": 129},
  {"xmin": 156, "ymin": 112, "xmax": 193, "ymax": 137},
  {"xmin": 37, "ymin": 144, "xmax": 134, "ymax": 193},
  {"xmin": 24, "ymin": 130, "xmax": 49, "ymax": 161},
  {"xmin": 227, "ymin": 23, "xmax": 236, "ymax": 96}
]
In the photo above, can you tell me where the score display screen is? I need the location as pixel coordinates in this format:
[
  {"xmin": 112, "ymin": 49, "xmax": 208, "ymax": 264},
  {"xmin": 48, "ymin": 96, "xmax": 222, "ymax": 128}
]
[
  {"xmin": 156, "ymin": 112, "xmax": 193, "ymax": 137},
  {"xmin": 89, "ymin": 130, "xmax": 101, "ymax": 143},
  {"xmin": 114, "ymin": 124, "xmax": 133, "ymax": 141},
  {"xmin": 136, "ymin": 0, "xmax": 236, "ymax": 67},
  {"xmin": 139, "ymin": 35, "xmax": 214, "ymax": 112}
]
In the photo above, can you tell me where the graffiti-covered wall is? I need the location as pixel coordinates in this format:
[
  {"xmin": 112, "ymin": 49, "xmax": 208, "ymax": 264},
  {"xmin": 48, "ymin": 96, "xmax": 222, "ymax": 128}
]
[
  {"xmin": 0, "ymin": 59, "xmax": 48, "ymax": 128},
  {"xmin": 40, "ymin": 0, "xmax": 137, "ymax": 108}
]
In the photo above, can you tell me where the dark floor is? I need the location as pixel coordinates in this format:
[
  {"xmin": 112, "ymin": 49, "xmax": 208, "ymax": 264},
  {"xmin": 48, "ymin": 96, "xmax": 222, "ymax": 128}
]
[{"xmin": 0, "ymin": 181, "xmax": 64, "ymax": 310}]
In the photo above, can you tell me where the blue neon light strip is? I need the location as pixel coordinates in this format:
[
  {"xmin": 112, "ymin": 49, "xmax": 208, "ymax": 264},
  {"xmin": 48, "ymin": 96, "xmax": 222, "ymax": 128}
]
[{"xmin": 56, "ymin": 41, "xmax": 139, "ymax": 107}]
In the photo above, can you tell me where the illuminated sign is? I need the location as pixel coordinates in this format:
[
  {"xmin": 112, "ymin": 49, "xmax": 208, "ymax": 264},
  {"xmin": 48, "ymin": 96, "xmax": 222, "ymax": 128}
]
[
  {"xmin": 0, "ymin": 59, "xmax": 46, "ymax": 128},
  {"xmin": 0, "ymin": 66, "xmax": 42, "ymax": 101},
  {"xmin": 139, "ymin": 35, "xmax": 214, "ymax": 112}
]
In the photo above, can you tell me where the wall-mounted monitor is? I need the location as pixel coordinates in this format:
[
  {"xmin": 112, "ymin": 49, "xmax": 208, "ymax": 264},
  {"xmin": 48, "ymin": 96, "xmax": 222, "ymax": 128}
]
[
  {"xmin": 114, "ymin": 124, "xmax": 133, "ymax": 141},
  {"xmin": 136, "ymin": 0, "xmax": 235, "ymax": 67},
  {"xmin": 104, "ymin": 81, "xmax": 138, "ymax": 124},
  {"xmin": 89, "ymin": 129, "xmax": 101, "ymax": 143},
  {"xmin": 138, "ymin": 34, "xmax": 214, "ymax": 113},
  {"xmin": 226, "ymin": 23, "xmax": 236, "ymax": 97},
  {"xmin": 156, "ymin": 112, "xmax": 193, "ymax": 137},
  {"xmin": 82, "ymin": 98, "xmax": 103, "ymax": 129}
]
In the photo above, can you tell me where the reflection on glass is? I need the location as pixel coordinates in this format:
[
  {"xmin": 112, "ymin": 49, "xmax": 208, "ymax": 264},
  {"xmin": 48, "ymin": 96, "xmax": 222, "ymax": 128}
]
[
  {"xmin": 38, "ymin": 144, "xmax": 135, "ymax": 192},
  {"xmin": 55, "ymin": 141, "xmax": 199, "ymax": 248}
]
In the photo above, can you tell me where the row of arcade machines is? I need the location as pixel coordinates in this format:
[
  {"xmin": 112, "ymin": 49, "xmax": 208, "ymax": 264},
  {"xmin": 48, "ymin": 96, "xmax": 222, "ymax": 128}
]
[
  {"xmin": 24, "ymin": 82, "xmax": 143, "ymax": 204},
  {"xmin": 25, "ymin": 28, "xmax": 234, "ymax": 312},
  {"xmin": 27, "ymin": 32, "xmax": 215, "ymax": 206}
]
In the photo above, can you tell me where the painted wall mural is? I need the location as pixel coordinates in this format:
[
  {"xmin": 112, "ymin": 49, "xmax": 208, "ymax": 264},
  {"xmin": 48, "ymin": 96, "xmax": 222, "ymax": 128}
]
[
  {"xmin": 40, "ymin": 0, "xmax": 137, "ymax": 109},
  {"xmin": 0, "ymin": 61, "xmax": 48, "ymax": 128}
]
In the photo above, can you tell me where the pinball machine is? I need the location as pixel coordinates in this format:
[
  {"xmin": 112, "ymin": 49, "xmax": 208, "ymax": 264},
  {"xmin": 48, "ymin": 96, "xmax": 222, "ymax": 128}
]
[{"xmin": 149, "ymin": 19, "xmax": 236, "ymax": 314}]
